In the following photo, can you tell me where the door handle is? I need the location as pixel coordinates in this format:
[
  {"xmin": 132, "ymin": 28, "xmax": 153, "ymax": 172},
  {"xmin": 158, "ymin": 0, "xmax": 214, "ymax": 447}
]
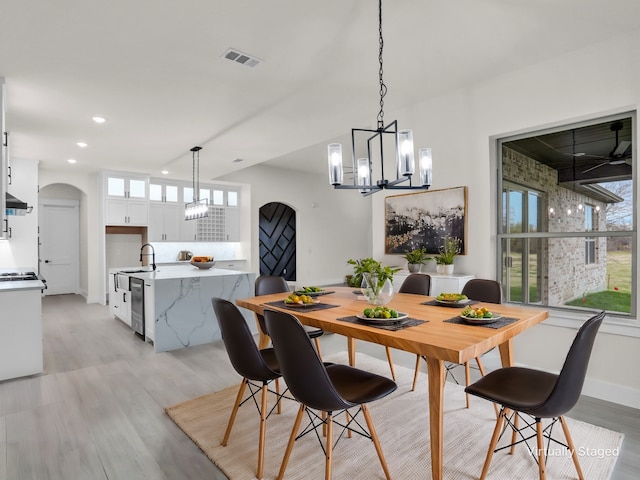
[{"xmin": 44, "ymin": 259, "xmax": 51, "ymax": 263}]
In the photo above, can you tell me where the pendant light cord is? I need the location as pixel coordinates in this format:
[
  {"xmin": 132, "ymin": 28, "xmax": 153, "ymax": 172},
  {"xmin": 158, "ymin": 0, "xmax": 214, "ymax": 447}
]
[{"xmin": 377, "ymin": 0, "xmax": 387, "ymax": 130}]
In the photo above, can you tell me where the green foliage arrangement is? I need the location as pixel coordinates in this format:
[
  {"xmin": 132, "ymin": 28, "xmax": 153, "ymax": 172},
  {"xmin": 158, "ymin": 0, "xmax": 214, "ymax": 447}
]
[
  {"xmin": 347, "ymin": 257, "xmax": 399, "ymax": 288},
  {"xmin": 434, "ymin": 237, "xmax": 460, "ymax": 265},
  {"xmin": 403, "ymin": 247, "xmax": 431, "ymax": 265}
]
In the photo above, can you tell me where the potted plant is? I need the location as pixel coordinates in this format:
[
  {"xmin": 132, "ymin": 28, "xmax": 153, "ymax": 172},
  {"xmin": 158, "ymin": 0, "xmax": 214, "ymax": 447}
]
[
  {"xmin": 403, "ymin": 247, "xmax": 431, "ymax": 273},
  {"xmin": 434, "ymin": 236, "xmax": 460, "ymax": 274},
  {"xmin": 347, "ymin": 258, "xmax": 399, "ymax": 305}
]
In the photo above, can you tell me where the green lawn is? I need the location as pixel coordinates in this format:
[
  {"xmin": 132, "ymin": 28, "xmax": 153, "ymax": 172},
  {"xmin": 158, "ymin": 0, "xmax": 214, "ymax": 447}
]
[{"xmin": 506, "ymin": 249, "xmax": 632, "ymax": 313}]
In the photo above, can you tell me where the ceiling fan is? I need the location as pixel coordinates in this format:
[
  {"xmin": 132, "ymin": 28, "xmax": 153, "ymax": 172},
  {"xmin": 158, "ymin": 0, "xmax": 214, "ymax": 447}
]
[{"xmin": 581, "ymin": 121, "xmax": 632, "ymax": 173}]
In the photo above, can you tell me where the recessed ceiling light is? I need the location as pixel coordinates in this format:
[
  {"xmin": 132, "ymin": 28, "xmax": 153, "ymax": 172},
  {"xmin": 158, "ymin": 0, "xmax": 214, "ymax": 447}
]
[
  {"xmin": 161, "ymin": 170, "xmax": 169, "ymax": 175},
  {"xmin": 92, "ymin": 116, "xmax": 106, "ymax": 124},
  {"xmin": 67, "ymin": 159, "xmax": 77, "ymax": 164},
  {"xmin": 76, "ymin": 142, "xmax": 88, "ymax": 148}
]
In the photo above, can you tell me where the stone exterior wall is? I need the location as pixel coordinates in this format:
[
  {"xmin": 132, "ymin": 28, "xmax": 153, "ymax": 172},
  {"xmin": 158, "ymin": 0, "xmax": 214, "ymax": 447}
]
[{"xmin": 502, "ymin": 147, "xmax": 607, "ymax": 305}]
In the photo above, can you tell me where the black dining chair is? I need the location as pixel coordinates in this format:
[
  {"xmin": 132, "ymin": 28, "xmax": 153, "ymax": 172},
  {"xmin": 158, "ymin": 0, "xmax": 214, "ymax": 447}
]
[
  {"xmin": 465, "ymin": 310, "xmax": 605, "ymax": 480},
  {"xmin": 211, "ymin": 297, "xmax": 286, "ymax": 480},
  {"xmin": 264, "ymin": 308, "xmax": 397, "ymax": 480},
  {"xmin": 254, "ymin": 275, "xmax": 324, "ymax": 355},
  {"xmin": 412, "ymin": 278, "xmax": 501, "ymax": 411}
]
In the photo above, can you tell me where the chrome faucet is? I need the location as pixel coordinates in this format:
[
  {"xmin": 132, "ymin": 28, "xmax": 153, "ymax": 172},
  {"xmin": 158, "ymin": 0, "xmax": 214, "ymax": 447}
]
[{"xmin": 140, "ymin": 243, "xmax": 156, "ymax": 271}]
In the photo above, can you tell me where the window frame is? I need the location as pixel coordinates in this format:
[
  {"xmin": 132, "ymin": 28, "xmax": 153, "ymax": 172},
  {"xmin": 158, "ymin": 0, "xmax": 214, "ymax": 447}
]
[{"xmin": 496, "ymin": 112, "xmax": 637, "ymax": 319}]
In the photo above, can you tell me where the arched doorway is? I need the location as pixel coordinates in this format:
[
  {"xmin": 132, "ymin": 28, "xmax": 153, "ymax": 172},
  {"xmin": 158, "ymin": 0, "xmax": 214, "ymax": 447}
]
[{"xmin": 258, "ymin": 202, "xmax": 296, "ymax": 281}]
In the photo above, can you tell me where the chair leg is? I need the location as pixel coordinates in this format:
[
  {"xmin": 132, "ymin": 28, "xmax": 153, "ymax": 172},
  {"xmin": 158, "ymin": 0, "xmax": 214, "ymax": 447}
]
[
  {"xmin": 275, "ymin": 377, "xmax": 281, "ymax": 414},
  {"xmin": 362, "ymin": 404, "xmax": 392, "ymax": 480},
  {"xmin": 464, "ymin": 362, "xmax": 471, "ymax": 408},
  {"xmin": 314, "ymin": 337, "xmax": 323, "ymax": 358},
  {"xmin": 559, "ymin": 416, "xmax": 585, "ymax": 480},
  {"xmin": 536, "ymin": 418, "xmax": 547, "ymax": 480},
  {"xmin": 325, "ymin": 412, "xmax": 333, "ymax": 480},
  {"xmin": 257, "ymin": 383, "xmax": 268, "ymax": 479},
  {"xmin": 480, "ymin": 407, "xmax": 506, "ymax": 480},
  {"xmin": 411, "ymin": 355, "xmax": 422, "ymax": 391},
  {"xmin": 222, "ymin": 379, "xmax": 247, "ymax": 446},
  {"xmin": 277, "ymin": 403, "xmax": 306, "ymax": 480},
  {"xmin": 385, "ymin": 346, "xmax": 396, "ymax": 381}
]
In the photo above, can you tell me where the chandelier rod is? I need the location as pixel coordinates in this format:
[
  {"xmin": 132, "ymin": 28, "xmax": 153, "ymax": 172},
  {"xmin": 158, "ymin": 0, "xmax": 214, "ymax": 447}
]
[{"xmin": 377, "ymin": 0, "xmax": 386, "ymax": 130}]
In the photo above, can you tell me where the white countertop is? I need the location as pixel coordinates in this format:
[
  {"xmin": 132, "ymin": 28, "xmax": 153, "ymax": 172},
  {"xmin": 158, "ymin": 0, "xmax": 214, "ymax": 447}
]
[
  {"xmin": 116, "ymin": 264, "xmax": 250, "ymax": 281},
  {"xmin": 0, "ymin": 267, "xmax": 46, "ymax": 292}
]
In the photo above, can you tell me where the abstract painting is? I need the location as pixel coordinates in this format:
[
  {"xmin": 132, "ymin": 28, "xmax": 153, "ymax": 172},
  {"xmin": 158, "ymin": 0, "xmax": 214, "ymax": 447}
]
[{"xmin": 385, "ymin": 186, "xmax": 467, "ymax": 255}]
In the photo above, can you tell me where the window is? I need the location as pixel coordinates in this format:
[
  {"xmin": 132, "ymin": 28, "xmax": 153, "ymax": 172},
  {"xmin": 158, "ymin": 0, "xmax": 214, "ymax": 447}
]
[
  {"xmin": 228, "ymin": 190, "xmax": 238, "ymax": 207},
  {"xmin": 498, "ymin": 113, "xmax": 635, "ymax": 316}
]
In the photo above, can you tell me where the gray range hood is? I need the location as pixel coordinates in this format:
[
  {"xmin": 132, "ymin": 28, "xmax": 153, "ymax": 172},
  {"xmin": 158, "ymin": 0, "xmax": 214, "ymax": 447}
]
[{"xmin": 6, "ymin": 192, "xmax": 29, "ymax": 213}]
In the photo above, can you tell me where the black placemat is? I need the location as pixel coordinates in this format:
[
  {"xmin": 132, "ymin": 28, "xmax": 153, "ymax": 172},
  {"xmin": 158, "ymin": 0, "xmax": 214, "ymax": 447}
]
[
  {"xmin": 337, "ymin": 315, "xmax": 427, "ymax": 331},
  {"xmin": 444, "ymin": 316, "xmax": 518, "ymax": 329},
  {"xmin": 263, "ymin": 300, "xmax": 339, "ymax": 312},
  {"xmin": 421, "ymin": 299, "xmax": 479, "ymax": 308}
]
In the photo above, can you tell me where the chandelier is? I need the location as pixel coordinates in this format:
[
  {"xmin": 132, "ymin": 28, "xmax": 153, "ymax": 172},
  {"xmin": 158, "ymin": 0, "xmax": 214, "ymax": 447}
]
[
  {"xmin": 185, "ymin": 146, "xmax": 209, "ymax": 220},
  {"xmin": 327, "ymin": 0, "xmax": 432, "ymax": 197}
]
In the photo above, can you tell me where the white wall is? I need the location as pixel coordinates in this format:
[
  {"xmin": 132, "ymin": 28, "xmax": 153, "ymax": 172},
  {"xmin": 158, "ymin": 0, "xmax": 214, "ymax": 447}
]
[
  {"xmin": 0, "ymin": 158, "xmax": 39, "ymax": 269},
  {"xmin": 367, "ymin": 29, "xmax": 640, "ymax": 407},
  {"xmin": 221, "ymin": 163, "xmax": 373, "ymax": 287}
]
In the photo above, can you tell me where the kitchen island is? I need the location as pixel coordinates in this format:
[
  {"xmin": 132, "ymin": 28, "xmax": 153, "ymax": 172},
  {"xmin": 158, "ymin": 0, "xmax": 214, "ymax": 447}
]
[{"xmin": 117, "ymin": 265, "xmax": 256, "ymax": 352}]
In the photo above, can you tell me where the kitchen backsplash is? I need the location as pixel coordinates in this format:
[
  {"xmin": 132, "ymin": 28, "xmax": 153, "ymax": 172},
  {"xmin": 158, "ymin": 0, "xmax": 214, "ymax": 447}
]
[{"xmin": 151, "ymin": 242, "xmax": 243, "ymax": 263}]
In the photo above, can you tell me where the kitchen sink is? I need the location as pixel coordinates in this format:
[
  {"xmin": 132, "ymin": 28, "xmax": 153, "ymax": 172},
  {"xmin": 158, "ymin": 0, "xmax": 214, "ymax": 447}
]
[{"xmin": 118, "ymin": 269, "xmax": 152, "ymax": 274}]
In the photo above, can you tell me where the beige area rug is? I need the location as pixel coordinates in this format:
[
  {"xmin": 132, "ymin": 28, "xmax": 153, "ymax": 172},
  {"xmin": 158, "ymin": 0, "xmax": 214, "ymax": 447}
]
[{"xmin": 165, "ymin": 352, "xmax": 623, "ymax": 479}]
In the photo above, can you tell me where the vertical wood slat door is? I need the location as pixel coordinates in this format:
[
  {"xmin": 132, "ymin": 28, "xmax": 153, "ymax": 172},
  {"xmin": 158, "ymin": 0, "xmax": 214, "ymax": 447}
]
[{"xmin": 259, "ymin": 202, "xmax": 296, "ymax": 281}]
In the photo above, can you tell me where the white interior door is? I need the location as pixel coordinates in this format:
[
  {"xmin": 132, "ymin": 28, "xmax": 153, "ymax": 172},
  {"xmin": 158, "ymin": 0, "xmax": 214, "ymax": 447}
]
[{"xmin": 39, "ymin": 200, "xmax": 79, "ymax": 295}]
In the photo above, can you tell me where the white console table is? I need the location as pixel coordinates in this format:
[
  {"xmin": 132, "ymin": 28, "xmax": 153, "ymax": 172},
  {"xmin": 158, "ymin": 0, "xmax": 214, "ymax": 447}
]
[{"xmin": 393, "ymin": 270, "xmax": 474, "ymax": 296}]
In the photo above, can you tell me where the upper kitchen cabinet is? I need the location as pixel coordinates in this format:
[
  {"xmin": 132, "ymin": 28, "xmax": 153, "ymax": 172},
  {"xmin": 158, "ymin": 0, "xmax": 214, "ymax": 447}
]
[
  {"xmin": 148, "ymin": 181, "xmax": 181, "ymax": 241},
  {"xmin": 104, "ymin": 174, "xmax": 149, "ymax": 226}
]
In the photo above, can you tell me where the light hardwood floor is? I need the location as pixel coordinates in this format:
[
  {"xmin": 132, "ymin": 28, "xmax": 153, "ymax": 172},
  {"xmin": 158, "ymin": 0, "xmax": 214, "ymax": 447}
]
[{"xmin": 0, "ymin": 294, "xmax": 636, "ymax": 479}]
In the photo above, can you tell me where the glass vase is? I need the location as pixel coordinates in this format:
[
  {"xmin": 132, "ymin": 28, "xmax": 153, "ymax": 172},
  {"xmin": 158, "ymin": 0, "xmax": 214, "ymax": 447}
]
[{"xmin": 361, "ymin": 273, "xmax": 394, "ymax": 306}]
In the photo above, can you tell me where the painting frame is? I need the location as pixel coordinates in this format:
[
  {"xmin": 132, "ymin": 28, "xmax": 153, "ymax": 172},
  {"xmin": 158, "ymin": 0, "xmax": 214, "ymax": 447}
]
[{"xmin": 384, "ymin": 186, "xmax": 467, "ymax": 255}]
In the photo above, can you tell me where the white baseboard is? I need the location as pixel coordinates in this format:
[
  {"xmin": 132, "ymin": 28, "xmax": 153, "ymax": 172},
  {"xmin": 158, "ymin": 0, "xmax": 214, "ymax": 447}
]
[{"xmin": 581, "ymin": 377, "xmax": 640, "ymax": 410}]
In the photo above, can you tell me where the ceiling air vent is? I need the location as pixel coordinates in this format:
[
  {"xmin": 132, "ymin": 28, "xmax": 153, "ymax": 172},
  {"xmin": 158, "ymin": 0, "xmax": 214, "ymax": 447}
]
[{"xmin": 222, "ymin": 48, "xmax": 261, "ymax": 68}]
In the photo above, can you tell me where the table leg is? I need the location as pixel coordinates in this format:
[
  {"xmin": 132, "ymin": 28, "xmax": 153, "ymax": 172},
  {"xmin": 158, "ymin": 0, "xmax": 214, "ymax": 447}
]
[
  {"xmin": 497, "ymin": 338, "xmax": 514, "ymax": 367},
  {"xmin": 347, "ymin": 337, "xmax": 356, "ymax": 366},
  {"xmin": 425, "ymin": 357, "xmax": 444, "ymax": 480},
  {"xmin": 255, "ymin": 319, "xmax": 270, "ymax": 350}
]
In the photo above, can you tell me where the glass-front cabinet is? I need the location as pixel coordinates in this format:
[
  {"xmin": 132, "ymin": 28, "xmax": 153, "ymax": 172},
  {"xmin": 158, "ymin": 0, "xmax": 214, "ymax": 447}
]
[
  {"xmin": 104, "ymin": 174, "xmax": 149, "ymax": 226},
  {"xmin": 102, "ymin": 172, "xmax": 242, "ymax": 242}
]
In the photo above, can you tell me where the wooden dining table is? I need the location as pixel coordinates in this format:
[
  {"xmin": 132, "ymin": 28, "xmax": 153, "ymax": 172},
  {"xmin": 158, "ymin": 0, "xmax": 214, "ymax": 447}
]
[{"xmin": 236, "ymin": 286, "xmax": 548, "ymax": 480}]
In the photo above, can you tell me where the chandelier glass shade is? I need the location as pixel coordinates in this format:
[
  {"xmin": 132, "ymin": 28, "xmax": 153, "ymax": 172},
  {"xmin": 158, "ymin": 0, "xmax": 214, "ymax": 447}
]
[
  {"xmin": 327, "ymin": 0, "xmax": 432, "ymax": 197},
  {"xmin": 185, "ymin": 146, "xmax": 209, "ymax": 220}
]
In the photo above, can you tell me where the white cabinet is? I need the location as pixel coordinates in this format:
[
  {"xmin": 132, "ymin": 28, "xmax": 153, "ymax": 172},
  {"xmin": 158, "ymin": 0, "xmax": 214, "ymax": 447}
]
[
  {"xmin": 104, "ymin": 174, "xmax": 148, "ymax": 226},
  {"xmin": 225, "ymin": 208, "xmax": 240, "ymax": 241},
  {"xmin": 0, "ymin": 288, "xmax": 43, "ymax": 381},
  {"xmin": 109, "ymin": 272, "xmax": 132, "ymax": 326},
  {"xmin": 430, "ymin": 274, "xmax": 474, "ymax": 296},
  {"xmin": 105, "ymin": 197, "xmax": 148, "ymax": 226},
  {"xmin": 149, "ymin": 203, "xmax": 182, "ymax": 241},
  {"xmin": 181, "ymin": 217, "xmax": 197, "ymax": 241},
  {"xmin": 393, "ymin": 271, "xmax": 474, "ymax": 296}
]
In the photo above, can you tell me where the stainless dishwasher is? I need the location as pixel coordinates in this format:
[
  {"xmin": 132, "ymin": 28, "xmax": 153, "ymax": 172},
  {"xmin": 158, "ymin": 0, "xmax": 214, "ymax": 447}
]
[{"xmin": 130, "ymin": 277, "xmax": 145, "ymax": 337}]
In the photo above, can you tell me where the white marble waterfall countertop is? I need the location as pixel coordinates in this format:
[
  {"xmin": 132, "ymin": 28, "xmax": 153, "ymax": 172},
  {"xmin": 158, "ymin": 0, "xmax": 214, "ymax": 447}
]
[{"xmin": 118, "ymin": 264, "xmax": 246, "ymax": 281}]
